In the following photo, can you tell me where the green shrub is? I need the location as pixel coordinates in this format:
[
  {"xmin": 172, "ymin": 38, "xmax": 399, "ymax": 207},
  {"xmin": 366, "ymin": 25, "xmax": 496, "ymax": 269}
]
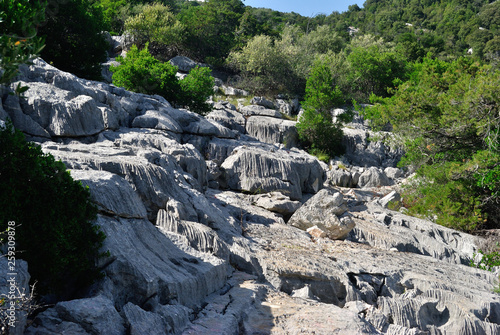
[
  {"xmin": 296, "ymin": 57, "xmax": 349, "ymax": 159},
  {"xmin": 0, "ymin": 0, "xmax": 45, "ymax": 87},
  {"xmin": 179, "ymin": 66, "xmax": 215, "ymax": 116},
  {"xmin": 470, "ymin": 247, "xmax": 500, "ymax": 272},
  {"xmin": 0, "ymin": 123, "xmax": 105, "ymax": 299},
  {"xmin": 111, "ymin": 44, "xmax": 214, "ymax": 115}
]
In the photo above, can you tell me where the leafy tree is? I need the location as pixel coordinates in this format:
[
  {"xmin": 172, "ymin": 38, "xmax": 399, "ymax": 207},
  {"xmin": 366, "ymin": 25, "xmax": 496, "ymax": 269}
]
[
  {"xmin": 124, "ymin": 3, "xmax": 186, "ymax": 60},
  {"xmin": 179, "ymin": 66, "xmax": 215, "ymax": 115},
  {"xmin": 178, "ymin": 0, "xmax": 245, "ymax": 63},
  {"xmin": 366, "ymin": 56, "xmax": 500, "ymax": 232},
  {"xmin": 111, "ymin": 44, "xmax": 214, "ymax": 114},
  {"xmin": 0, "ymin": 123, "xmax": 105, "ymax": 298},
  {"xmin": 346, "ymin": 42, "xmax": 409, "ymax": 101},
  {"xmin": 296, "ymin": 57, "xmax": 350, "ymax": 160},
  {"xmin": 0, "ymin": 0, "xmax": 45, "ymax": 88},
  {"xmin": 38, "ymin": 0, "xmax": 109, "ymax": 80}
]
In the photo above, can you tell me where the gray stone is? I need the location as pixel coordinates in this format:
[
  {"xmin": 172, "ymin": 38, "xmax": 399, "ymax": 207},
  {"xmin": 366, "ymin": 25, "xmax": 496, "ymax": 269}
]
[
  {"xmin": 206, "ymin": 108, "xmax": 246, "ymax": 134},
  {"xmin": 132, "ymin": 109, "xmax": 182, "ymax": 133},
  {"xmin": 123, "ymin": 303, "xmax": 168, "ymax": 335},
  {"xmin": 358, "ymin": 167, "xmax": 392, "ymax": 188},
  {"xmin": 95, "ymin": 215, "xmax": 228, "ymax": 309},
  {"xmin": 275, "ymin": 98, "xmax": 292, "ymax": 116},
  {"xmin": 250, "ymin": 96, "xmax": 275, "ymax": 109},
  {"xmin": 240, "ymin": 105, "xmax": 281, "ymax": 118},
  {"xmin": 288, "ymin": 188, "xmax": 354, "ymax": 239},
  {"xmin": 3, "ymin": 93, "xmax": 50, "ymax": 138},
  {"xmin": 385, "ymin": 166, "xmax": 403, "ymax": 179},
  {"xmin": 70, "ymin": 169, "xmax": 148, "ymax": 219},
  {"xmin": 221, "ymin": 85, "xmax": 249, "ymax": 96},
  {"xmin": 378, "ymin": 190, "xmax": 402, "ymax": 208},
  {"xmin": 254, "ymin": 192, "xmax": 302, "ymax": 218},
  {"xmin": 220, "ymin": 145, "xmax": 325, "ymax": 200},
  {"xmin": 327, "ymin": 168, "xmax": 353, "ymax": 188},
  {"xmin": 54, "ymin": 296, "xmax": 126, "ymax": 335},
  {"xmin": 246, "ymin": 116, "xmax": 298, "ymax": 148},
  {"xmin": 169, "ymin": 56, "xmax": 205, "ymax": 73}
]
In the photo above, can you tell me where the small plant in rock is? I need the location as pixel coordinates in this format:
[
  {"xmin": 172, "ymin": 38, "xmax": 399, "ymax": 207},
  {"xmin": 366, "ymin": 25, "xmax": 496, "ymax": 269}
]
[{"xmin": 470, "ymin": 245, "xmax": 500, "ymax": 271}]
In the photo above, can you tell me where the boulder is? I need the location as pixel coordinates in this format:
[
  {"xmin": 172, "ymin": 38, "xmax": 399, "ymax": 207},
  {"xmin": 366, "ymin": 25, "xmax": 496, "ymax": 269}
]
[
  {"xmin": 169, "ymin": 56, "xmax": 205, "ymax": 73},
  {"xmin": 250, "ymin": 96, "xmax": 275, "ymax": 109},
  {"xmin": 132, "ymin": 109, "xmax": 182, "ymax": 133},
  {"xmin": 275, "ymin": 98, "xmax": 293, "ymax": 116},
  {"xmin": 123, "ymin": 303, "xmax": 169, "ymax": 335},
  {"xmin": 342, "ymin": 127, "xmax": 403, "ymax": 168},
  {"xmin": 220, "ymin": 145, "xmax": 325, "ymax": 200},
  {"xmin": 288, "ymin": 188, "xmax": 354, "ymax": 240},
  {"xmin": 245, "ymin": 116, "xmax": 298, "ymax": 148},
  {"xmin": 17, "ymin": 81, "xmax": 105, "ymax": 137},
  {"xmin": 327, "ymin": 168, "xmax": 353, "ymax": 188},
  {"xmin": 239, "ymin": 105, "xmax": 281, "ymax": 118},
  {"xmin": 206, "ymin": 107, "xmax": 246, "ymax": 134},
  {"xmin": 253, "ymin": 192, "xmax": 302, "ymax": 218},
  {"xmin": 221, "ymin": 85, "xmax": 249, "ymax": 96},
  {"xmin": 70, "ymin": 169, "xmax": 148, "ymax": 219},
  {"xmin": 358, "ymin": 167, "xmax": 392, "ymax": 188}
]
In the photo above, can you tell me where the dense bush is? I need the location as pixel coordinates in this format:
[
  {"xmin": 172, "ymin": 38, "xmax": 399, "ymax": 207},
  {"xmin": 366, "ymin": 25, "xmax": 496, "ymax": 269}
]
[
  {"xmin": 124, "ymin": 3, "xmax": 186, "ymax": 60},
  {"xmin": 111, "ymin": 44, "xmax": 214, "ymax": 115},
  {"xmin": 0, "ymin": 0, "xmax": 45, "ymax": 87},
  {"xmin": 296, "ymin": 58, "xmax": 350, "ymax": 160},
  {"xmin": 38, "ymin": 0, "xmax": 109, "ymax": 80},
  {"xmin": 0, "ymin": 123, "xmax": 105, "ymax": 298},
  {"xmin": 366, "ymin": 56, "xmax": 500, "ymax": 232}
]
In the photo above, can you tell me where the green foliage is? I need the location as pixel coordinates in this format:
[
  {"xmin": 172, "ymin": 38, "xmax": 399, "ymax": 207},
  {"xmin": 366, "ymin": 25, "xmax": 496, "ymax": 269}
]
[
  {"xmin": 470, "ymin": 247, "xmax": 500, "ymax": 271},
  {"xmin": 38, "ymin": 0, "xmax": 109, "ymax": 80},
  {"xmin": 296, "ymin": 57, "xmax": 350, "ymax": 159},
  {"xmin": 111, "ymin": 44, "xmax": 214, "ymax": 115},
  {"xmin": 179, "ymin": 66, "xmax": 215, "ymax": 115},
  {"xmin": 178, "ymin": 0, "xmax": 245, "ymax": 62},
  {"xmin": 124, "ymin": 3, "xmax": 186, "ymax": 59},
  {"xmin": 0, "ymin": 123, "xmax": 105, "ymax": 298},
  {"xmin": 366, "ymin": 56, "xmax": 500, "ymax": 232},
  {"xmin": 0, "ymin": 0, "xmax": 45, "ymax": 86}
]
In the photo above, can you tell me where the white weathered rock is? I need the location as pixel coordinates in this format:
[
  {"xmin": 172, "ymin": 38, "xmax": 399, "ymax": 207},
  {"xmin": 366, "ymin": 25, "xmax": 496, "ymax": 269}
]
[
  {"xmin": 245, "ymin": 116, "xmax": 298, "ymax": 148},
  {"xmin": 239, "ymin": 105, "xmax": 281, "ymax": 118},
  {"xmin": 221, "ymin": 85, "xmax": 249, "ymax": 96},
  {"xmin": 275, "ymin": 98, "xmax": 293, "ymax": 116},
  {"xmin": 253, "ymin": 192, "xmax": 302, "ymax": 218},
  {"xmin": 378, "ymin": 190, "xmax": 402, "ymax": 208},
  {"xmin": 327, "ymin": 168, "xmax": 353, "ymax": 188},
  {"xmin": 250, "ymin": 96, "xmax": 275, "ymax": 109},
  {"xmin": 132, "ymin": 109, "xmax": 182, "ymax": 133},
  {"xmin": 358, "ymin": 167, "xmax": 392, "ymax": 188},
  {"xmin": 288, "ymin": 188, "xmax": 354, "ymax": 239},
  {"xmin": 220, "ymin": 145, "xmax": 325, "ymax": 200},
  {"xmin": 307, "ymin": 225, "xmax": 327, "ymax": 238},
  {"xmin": 70, "ymin": 169, "xmax": 148, "ymax": 219},
  {"xmin": 206, "ymin": 108, "xmax": 246, "ymax": 134}
]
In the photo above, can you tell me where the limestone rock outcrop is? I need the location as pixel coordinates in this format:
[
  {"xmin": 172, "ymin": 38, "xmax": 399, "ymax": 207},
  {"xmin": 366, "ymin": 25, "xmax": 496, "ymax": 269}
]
[{"xmin": 2, "ymin": 58, "xmax": 499, "ymax": 335}]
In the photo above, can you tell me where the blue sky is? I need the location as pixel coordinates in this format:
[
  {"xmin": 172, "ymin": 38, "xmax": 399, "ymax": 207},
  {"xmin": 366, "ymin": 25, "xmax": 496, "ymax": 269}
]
[{"xmin": 242, "ymin": 0, "xmax": 363, "ymax": 17}]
